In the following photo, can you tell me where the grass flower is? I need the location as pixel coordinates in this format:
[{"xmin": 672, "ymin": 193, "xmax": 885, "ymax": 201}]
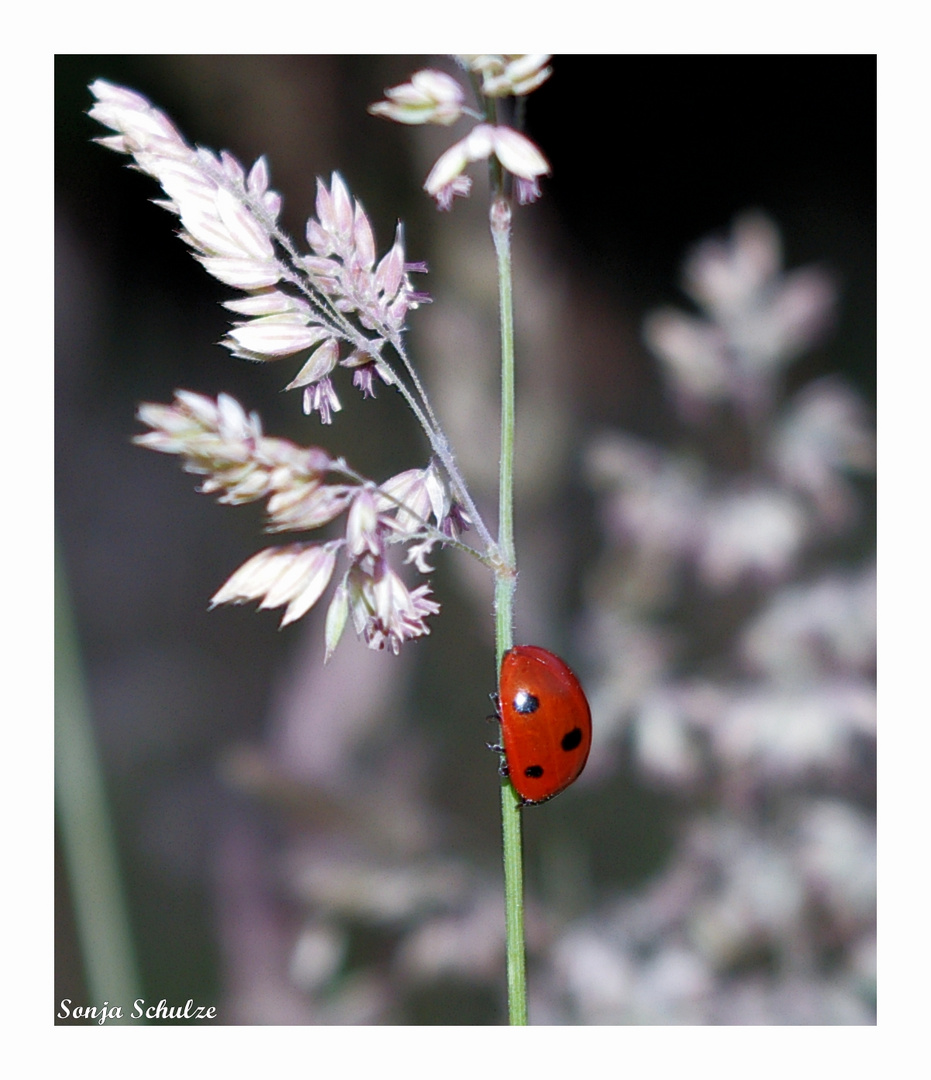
[
  {"xmin": 368, "ymin": 69, "xmax": 466, "ymax": 126},
  {"xmin": 460, "ymin": 54, "xmax": 553, "ymax": 97},
  {"xmin": 424, "ymin": 124, "xmax": 550, "ymax": 210},
  {"xmin": 643, "ymin": 212, "xmax": 835, "ymax": 418},
  {"xmin": 371, "ymin": 62, "xmax": 551, "ymax": 211},
  {"xmin": 91, "ymin": 78, "xmax": 494, "ymax": 658},
  {"xmin": 90, "ymin": 81, "xmax": 429, "ymax": 416},
  {"xmin": 575, "ymin": 212, "xmax": 874, "ymax": 1023},
  {"xmin": 134, "ymin": 390, "xmax": 463, "ymax": 655}
]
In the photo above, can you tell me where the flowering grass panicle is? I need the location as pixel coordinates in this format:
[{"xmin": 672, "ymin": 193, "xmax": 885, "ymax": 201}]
[
  {"xmin": 369, "ymin": 56, "xmax": 552, "ymax": 210},
  {"xmin": 89, "ymin": 62, "xmax": 556, "ymax": 662},
  {"xmin": 135, "ymin": 390, "xmax": 458, "ymax": 655},
  {"xmin": 643, "ymin": 212, "xmax": 836, "ymax": 420},
  {"xmin": 568, "ymin": 213, "xmax": 875, "ymax": 1023},
  {"xmin": 593, "ymin": 214, "xmax": 872, "ymax": 596},
  {"xmin": 89, "ymin": 77, "xmax": 502, "ymax": 658},
  {"xmin": 89, "ymin": 80, "xmax": 428, "ymax": 426}
]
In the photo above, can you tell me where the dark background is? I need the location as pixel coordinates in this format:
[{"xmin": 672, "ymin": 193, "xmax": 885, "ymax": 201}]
[{"xmin": 55, "ymin": 55, "xmax": 875, "ymax": 1023}]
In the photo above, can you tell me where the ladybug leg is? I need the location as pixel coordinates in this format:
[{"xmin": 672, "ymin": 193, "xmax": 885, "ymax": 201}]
[
  {"xmin": 486, "ymin": 692, "xmax": 501, "ymax": 725},
  {"xmin": 486, "ymin": 690, "xmax": 508, "ymax": 776}
]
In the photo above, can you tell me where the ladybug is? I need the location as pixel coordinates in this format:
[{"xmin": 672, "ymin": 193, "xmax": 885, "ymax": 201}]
[{"xmin": 496, "ymin": 645, "xmax": 592, "ymax": 806}]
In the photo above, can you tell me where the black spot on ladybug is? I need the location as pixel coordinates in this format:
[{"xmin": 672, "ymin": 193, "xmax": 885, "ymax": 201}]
[
  {"xmin": 561, "ymin": 727, "xmax": 582, "ymax": 752},
  {"xmin": 513, "ymin": 689, "xmax": 539, "ymax": 714},
  {"xmin": 524, "ymin": 764, "xmax": 544, "ymax": 779}
]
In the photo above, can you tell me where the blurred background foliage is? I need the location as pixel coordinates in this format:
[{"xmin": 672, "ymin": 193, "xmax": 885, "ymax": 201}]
[{"xmin": 55, "ymin": 55, "xmax": 874, "ymax": 1024}]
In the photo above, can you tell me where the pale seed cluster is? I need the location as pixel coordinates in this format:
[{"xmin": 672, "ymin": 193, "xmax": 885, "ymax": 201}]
[
  {"xmin": 89, "ymin": 80, "xmax": 427, "ymax": 425},
  {"xmin": 569, "ymin": 215, "xmax": 875, "ymax": 1024},
  {"xmin": 136, "ymin": 391, "xmax": 462, "ymax": 656},
  {"xmin": 643, "ymin": 213, "xmax": 836, "ymax": 419},
  {"xmin": 89, "ymin": 75, "xmax": 499, "ymax": 657},
  {"xmin": 592, "ymin": 215, "xmax": 869, "ymax": 594},
  {"xmin": 369, "ymin": 56, "xmax": 552, "ymax": 210},
  {"xmin": 585, "ymin": 211, "xmax": 874, "ymax": 795},
  {"xmin": 89, "ymin": 61, "xmax": 549, "ymax": 657}
]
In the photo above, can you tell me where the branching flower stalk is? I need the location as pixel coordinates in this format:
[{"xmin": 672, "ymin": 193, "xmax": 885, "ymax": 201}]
[{"xmin": 89, "ymin": 54, "xmax": 553, "ymax": 1023}]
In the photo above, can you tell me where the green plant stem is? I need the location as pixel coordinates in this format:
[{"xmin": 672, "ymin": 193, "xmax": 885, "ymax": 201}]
[
  {"xmin": 55, "ymin": 541, "xmax": 142, "ymax": 1022},
  {"xmin": 491, "ymin": 194, "xmax": 527, "ymax": 1026}
]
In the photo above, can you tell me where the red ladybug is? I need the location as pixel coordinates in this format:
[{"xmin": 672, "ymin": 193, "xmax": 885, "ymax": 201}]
[{"xmin": 497, "ymin": 645, "xmax": 592, "ymax": 805}]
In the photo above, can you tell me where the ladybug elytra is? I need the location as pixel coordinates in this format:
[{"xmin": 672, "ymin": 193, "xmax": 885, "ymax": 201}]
[{"xmin": 497, "ymin": 645, "xmax": 592, "ymax": 805}]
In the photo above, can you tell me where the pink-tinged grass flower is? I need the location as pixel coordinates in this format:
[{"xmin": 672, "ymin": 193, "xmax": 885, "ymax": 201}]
[
  {"xmin": 265, "ymin": 481, "xmax": 356, "ymax": 533},
  {"xmin": 304, "ymin": 177, "xmax": 429, "ymax": 335},
  {"xmin": 95, "ymin": 81, "xmax": 493, "ymax": 669},
  {"xmin": 134, "ymin": 390, "xmax": 450, "ymax": 655},
  {"xmin": 285, "ymin": 339, "xmax": 341, "ymax": 392},
  {"xmin": 369, "ymin": 59, "xmax": 553, "ymax": 211},
  {"xmin": 403, "ymin": 536, "xmax": 440, "ymax": 575},
  {"xmin": 438, "ymin": 501, "xmax": 471, "ymax": 540},
  {"xmin": 277, "ymin": 335, "xmax": 344, "ymax": 424},
  {"xmin": 460, "ymin": 55, "xmax": 553, "ymax": 97},
  {"xmin": 89, "ymin": 80, "xmax": 283, "ymax": 291},
  {"xmin": 432, "ymin": 176, "xmax": 472, "ymax": 212},
  {"xmin": 134, "ymin": 391, "xmax": 333, "ymax": 507},
  {"xmin": 376, "ymin": 462, "xmax": 470, "ymax": 542},
  {"xmin": 347, "ymin": 564, "xmax": 440, "ymax": 655},
  {"xmin": 376, "ymin": 465, "xmax": 440, "ymax": 534},
  {"xmin": 225, "ymin": 316, "xmax": 331, "ymax": 361},
  {"xmin": 643, "ymin": 213, "xmax": 835, "ymax": 420},
  {"xmin": 424, "ymin": 124, "xmax": 550, "ymax": 210},
  {"xmin": 346, "ymin": 487, "xmax": 384, "ymax": 560},
  {"xmin": 512, "ymin": 177, "xmax": 543, "ymax": 206},
  {"xmin": 369, "ymin": 69, "xmax": 466, "ymax": 126},
  {"xmin": 579, "ymin": 213, "xmax": 874, "ymax": 1015},
  {"xmin": 211, "ymin": 542, "xmax": 340, "ymax": 627},
  {"xmin": 89, "ymin": 84, "xmax": 429, "ymax": 416},
  {"xmin": 89, "ymin": 80, "xmax": 188, "ymax": 154},
  {"xmin": 376, "ymin": 464, "xmax": 471, "ymax": 572}
]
